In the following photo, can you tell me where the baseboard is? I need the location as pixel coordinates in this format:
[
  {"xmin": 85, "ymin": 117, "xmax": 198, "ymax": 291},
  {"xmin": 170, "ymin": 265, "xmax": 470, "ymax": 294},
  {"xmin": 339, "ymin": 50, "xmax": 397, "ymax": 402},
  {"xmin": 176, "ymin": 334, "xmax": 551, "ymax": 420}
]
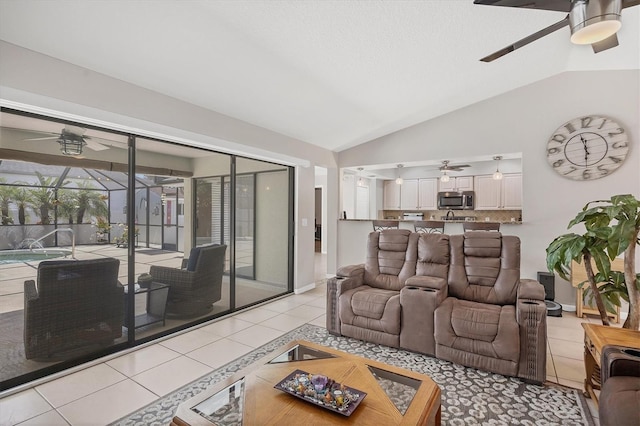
[
  {"xmin": 560, "ymin": 304, "xmax": 629, "ymax": 323},
  {"xmin": 294, "ymin": 282, "xmax": 316, "ymax": 294}
]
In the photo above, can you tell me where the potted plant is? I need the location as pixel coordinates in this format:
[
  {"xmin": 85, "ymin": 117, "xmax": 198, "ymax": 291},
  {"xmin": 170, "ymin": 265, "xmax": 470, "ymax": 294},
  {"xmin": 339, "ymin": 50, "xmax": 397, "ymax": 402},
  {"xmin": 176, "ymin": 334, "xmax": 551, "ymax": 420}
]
[
  {"xmin": 137, "ymin": 272, "xmax": 153, "ymax": 289},
  {"xmin": 546, "ymin": 194, "xmax": 640, "ymax": 330},
  {"xmin": 94, "ymin": 217, "xmax": 111, "ymax": 243},
  {"xmin": 114, "ymin": 224, "xmax": 139, "ymax": 248}
]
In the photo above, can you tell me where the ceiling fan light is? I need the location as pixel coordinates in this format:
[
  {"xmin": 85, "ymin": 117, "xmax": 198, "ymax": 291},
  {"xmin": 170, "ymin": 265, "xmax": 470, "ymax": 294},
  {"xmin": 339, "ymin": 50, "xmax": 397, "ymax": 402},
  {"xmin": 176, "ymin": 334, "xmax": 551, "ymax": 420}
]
[
  {"xmin": 440, "ymin": 173, "xmax": 450, "ymax": 183},
  {"xmin": 571, "ymin": 19, "xmax": 621, "ymax": 44},
  {"xmin": 395, "ymin": 177, "xmax": 403, "ymax": 185},
  {"xmin": 570, "ymin": 0, "xmax": 622, "ymax": 45},
  {"xmin": 57, "ymin": 133, "xmax": 86, "ymax": 156}
]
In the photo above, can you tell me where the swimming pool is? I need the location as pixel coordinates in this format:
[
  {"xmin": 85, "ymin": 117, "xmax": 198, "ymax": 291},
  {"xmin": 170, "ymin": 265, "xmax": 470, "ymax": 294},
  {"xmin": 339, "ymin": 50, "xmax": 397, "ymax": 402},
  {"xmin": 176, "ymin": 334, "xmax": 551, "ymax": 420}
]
[{"xmin": 0, "ymin": 249, "xmax": 74, "ymax": 265}]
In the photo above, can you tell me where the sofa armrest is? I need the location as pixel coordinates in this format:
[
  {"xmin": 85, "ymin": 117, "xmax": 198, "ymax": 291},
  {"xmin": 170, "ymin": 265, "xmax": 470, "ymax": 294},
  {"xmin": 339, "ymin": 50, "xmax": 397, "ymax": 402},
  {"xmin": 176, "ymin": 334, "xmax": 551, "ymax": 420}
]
[
  {"xmin": 400, "ymin": 281, "xmax": 447, "ymax": 356},
  {"xmin": 517, "ymin": 279, "xmax": 545, "ymax": 301},
  {"xmin": 24, "ymin": 280, "xmax": 38, "ymax": 304},
  {"xmin": 405, "ymin": 275, "xmax": 447, "ymax": 290},
  {"xmin": 336, "ymin": 264, "xmax": 364, "ymax": 280},
  {"xmin": 601, "ymin": 345, "xmax": 640, "ymax": 381},
  {"xmin": 515, "ymin": 280, "xmax": 547, "ymax": 383},
  {"xmin": 326, "ymin": 271, "xmax": 364, "ymax": 336}
]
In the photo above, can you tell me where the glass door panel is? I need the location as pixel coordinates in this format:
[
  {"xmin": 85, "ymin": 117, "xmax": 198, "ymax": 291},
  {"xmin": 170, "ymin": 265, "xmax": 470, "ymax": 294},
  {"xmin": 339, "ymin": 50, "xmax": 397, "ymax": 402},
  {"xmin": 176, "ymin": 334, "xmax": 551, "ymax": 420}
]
[{"xmin": 234, "ymin": 158, "xmax": 291, "ymax": 309}]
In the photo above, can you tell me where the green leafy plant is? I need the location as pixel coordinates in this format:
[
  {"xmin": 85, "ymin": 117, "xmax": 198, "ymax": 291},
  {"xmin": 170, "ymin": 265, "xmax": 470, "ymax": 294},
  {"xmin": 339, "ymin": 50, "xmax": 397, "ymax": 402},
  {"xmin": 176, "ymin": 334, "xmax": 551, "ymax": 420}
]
[
  {"xmin": 28, "ymin": 172, "xmax": 69, "ymax": 225},
  {"xmin": 73, "ymin": 183, "xmax": 108, "ymax": 223},
  {"xmin": 0, "ymin": 178, "xmax": 15, "ymax": 225},
  {"xmin": 12, "ymin": 187, "xmax": 31, "ymax": 225},
  {"xmin": 546, "ymin": 194, "xmax": 640, "ymax": 330}
]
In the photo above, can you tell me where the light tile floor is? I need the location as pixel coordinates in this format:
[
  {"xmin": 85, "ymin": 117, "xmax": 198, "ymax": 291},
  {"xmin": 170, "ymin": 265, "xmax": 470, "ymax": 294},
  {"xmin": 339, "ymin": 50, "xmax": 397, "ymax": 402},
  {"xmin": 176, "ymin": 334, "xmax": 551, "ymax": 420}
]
[{"xmin": 1, "ymin": 263, "xmax": 610, "ymax": 425}]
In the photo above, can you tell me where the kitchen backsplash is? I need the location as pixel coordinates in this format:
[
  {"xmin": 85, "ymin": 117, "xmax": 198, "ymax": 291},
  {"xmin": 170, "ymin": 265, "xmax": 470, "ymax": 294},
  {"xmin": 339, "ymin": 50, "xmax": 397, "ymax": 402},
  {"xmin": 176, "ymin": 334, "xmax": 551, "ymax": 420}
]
[{"xmin": 382, "ymin": 210, "xmax": 522, "ymax": 222}]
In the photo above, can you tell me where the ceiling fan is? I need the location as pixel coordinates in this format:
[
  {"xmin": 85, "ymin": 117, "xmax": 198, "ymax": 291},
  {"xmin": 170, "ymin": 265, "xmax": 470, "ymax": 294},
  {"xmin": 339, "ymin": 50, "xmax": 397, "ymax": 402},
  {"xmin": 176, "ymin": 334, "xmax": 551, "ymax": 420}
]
[
  {"xmin": 475, "ymin": 0, "xmax": 640, "ymax": 62},
  {"xmin": 24, "ymin": 125, "xmax": 111, "ymax": 156},
  {"xmin": 438, "ymin": 160, "xmax": 471, "ymax": 172}
]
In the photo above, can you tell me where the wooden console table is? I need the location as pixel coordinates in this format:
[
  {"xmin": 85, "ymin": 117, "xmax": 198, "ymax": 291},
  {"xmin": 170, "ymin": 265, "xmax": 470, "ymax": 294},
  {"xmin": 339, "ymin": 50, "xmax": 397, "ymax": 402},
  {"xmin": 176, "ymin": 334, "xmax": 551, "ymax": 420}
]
[
  {"xmin": 582, "ymin": 323, "xmax": 640, "ymax": 406},
  {"xmin": 571, "ymin": 259, "xmax": 622, "ymax": 323}
]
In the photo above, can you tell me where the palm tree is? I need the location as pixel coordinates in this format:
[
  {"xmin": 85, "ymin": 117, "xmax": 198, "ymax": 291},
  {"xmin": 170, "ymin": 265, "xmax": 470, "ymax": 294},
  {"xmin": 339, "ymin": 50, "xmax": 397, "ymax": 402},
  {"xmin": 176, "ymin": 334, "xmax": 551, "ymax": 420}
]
[
  {"xmin": 73, "ymin": 183, "xmax": 108, "ymax": 223},
  {"xmin": 12, "ymin": 186, "xmax": 31, "ymax": 225},
  {"xmin": 0, "ymin": 178, "xmax": 15, "ymax": 225},
  {"xmin": 28, "ymin": 172, "xmax": 68, "ymax": 225},
  {"xmin": 56, "ymin": 189, "xmax": 77, "ymax": 224}
]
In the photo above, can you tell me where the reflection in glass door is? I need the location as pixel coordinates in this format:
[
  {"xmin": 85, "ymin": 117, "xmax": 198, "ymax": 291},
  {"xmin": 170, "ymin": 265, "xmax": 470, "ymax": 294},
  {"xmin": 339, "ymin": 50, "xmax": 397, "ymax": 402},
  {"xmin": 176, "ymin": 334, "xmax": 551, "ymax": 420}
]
[{"xmin": 235, "ymin": 158, "xmax": 291, "ymax": 309}]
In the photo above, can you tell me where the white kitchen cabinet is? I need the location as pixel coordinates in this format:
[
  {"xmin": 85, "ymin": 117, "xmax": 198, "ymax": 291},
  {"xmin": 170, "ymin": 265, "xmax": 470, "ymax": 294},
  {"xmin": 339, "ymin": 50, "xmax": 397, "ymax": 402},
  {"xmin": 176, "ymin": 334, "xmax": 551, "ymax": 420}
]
[
  {"xmin": 474, "ymin": 173, "xmax": 522, "ymax": 210},
  {"xmin": 383, "ymin": 180, "xmax": 401, "ymax": 210},
  {"xmin": 418, "ymin": 178, "xmax": 438, "ymax": 210},
  {"xmin": 501, "ymin": 174, "xmax": 523, "ymax": 209},
  {"xmin": 438, "ymin": 176, "xmax": 473, "ymax": 192},
  {"xmin": 400, "ymin": 179, "xmax": 419, "ymax": 209}
]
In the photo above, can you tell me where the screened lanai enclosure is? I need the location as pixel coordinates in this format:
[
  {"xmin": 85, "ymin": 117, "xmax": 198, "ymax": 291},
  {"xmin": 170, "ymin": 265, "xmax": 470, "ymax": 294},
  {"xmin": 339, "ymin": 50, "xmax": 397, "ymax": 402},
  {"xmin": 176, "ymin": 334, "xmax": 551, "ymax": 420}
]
[
  {"xmin": 0, "ymin": 161, "xmax": 185, "ymax": 252},
  {"xmin": 0, "ymin": 108, "xmax": 294, "ymax": 391}
]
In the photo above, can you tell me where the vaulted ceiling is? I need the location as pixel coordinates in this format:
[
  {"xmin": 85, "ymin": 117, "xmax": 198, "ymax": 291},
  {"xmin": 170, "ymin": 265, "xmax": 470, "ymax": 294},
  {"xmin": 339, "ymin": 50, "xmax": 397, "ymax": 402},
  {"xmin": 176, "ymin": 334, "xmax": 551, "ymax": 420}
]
[{"xmin": 0, "ymin": 1, "xmax": 638, "ymax": 152}]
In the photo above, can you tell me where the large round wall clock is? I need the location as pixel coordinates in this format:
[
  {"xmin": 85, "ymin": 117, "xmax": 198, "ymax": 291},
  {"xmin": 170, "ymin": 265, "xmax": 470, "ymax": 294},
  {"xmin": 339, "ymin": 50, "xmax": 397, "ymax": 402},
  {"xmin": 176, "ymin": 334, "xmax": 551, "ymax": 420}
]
[{"xmin": 546, "ymin": 115, "xmax": 629, "ymax": 181}]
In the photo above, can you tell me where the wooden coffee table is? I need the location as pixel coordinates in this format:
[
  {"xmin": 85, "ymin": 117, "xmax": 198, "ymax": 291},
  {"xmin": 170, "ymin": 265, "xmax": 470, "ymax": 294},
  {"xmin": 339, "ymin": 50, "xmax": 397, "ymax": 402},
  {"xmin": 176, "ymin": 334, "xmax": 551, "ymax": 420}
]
[
  {"xmin": 171, "ymin": 340, "xmax": 441, "ymax": 425},
  {"xmin": 582, "ymin": 323, "xmax": 640, "ymax": 405}
]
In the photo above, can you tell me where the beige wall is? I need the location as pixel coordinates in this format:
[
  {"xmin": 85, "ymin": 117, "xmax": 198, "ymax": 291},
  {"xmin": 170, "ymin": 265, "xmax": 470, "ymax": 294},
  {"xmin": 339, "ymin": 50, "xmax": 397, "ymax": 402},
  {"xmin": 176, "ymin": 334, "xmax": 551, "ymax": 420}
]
[
  {"xmin": 338, "ymin": 70, "xmax": 640, "ymax": 308},
  {"xmin": 0, "ymin": 41, "xmax": 339, "ymax": 291}
]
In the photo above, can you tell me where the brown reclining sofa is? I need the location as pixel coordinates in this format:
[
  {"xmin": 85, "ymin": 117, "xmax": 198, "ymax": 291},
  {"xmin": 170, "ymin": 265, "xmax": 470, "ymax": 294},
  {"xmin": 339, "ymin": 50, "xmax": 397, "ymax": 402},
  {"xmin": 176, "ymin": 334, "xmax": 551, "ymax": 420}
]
[{"xmin": 326, "ymin": 229, "xmax": 547, "ymax": 384}]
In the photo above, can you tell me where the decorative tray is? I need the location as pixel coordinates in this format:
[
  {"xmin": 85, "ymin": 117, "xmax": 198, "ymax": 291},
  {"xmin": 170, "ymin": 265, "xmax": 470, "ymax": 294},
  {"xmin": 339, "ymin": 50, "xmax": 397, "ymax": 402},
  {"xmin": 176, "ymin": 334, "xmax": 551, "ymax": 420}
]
[{"xmin": 274, "ymin": 369, "xmax": 366, "ymax": 417}]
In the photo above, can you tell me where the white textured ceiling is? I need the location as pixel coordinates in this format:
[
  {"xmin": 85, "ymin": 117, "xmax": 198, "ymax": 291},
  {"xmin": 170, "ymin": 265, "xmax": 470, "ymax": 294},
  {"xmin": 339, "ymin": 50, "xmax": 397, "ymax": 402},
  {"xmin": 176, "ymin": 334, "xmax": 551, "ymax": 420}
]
[{"xmin": 0, "ymin": 1, "xmax": 638, "ymax": 152}]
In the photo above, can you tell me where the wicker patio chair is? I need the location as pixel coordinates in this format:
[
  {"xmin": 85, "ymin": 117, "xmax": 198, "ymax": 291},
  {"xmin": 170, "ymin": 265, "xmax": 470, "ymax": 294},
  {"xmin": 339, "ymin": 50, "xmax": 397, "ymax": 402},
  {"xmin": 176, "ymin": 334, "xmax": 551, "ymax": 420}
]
[
  {"xmin": 24, "ymin": 258, "xmax": 123, "ymax": 360},
  {"xmin": 150, "ymin": 244, "xmax": 227, "ymax": 317}
]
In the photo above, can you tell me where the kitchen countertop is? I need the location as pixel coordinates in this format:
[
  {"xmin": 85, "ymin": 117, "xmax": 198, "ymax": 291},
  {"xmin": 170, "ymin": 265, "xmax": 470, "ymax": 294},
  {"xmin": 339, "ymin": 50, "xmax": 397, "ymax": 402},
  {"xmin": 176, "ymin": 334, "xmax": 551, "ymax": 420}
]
[{"xmin": 339, "ymin": 219, "xmax": 522, "ymax": 224}]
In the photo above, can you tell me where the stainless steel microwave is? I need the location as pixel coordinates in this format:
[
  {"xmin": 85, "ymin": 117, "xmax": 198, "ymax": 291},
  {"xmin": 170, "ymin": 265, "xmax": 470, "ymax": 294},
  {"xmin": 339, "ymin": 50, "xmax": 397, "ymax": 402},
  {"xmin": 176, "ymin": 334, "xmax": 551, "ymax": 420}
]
[{"xmin": 437, "ymin": 191, "xmax": 474, "ymax": 210}]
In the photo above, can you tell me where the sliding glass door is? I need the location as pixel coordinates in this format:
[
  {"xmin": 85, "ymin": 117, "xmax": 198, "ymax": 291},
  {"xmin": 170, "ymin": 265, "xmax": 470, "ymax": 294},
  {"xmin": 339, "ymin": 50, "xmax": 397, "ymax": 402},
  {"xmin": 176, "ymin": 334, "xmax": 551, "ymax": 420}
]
[
  {"xmin": 0, "ymin": 108, "xmax": 294, "ymax": 391},
  {"xmin": 235, "ymin": 158, "xmax": 291, "ymax": 309}
]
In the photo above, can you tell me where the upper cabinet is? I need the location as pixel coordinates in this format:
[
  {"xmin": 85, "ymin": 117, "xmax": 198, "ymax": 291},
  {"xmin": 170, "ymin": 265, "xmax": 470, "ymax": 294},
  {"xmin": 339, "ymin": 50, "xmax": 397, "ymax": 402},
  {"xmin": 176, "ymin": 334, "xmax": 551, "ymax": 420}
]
[
  {"xmin": 474, "ymin": 173, "xmax": 522, "ymax": 210},
  {"xmin": 384, "ymin": 178, "xmax": 438, "ymax": 210},
  {"xmin": 438, "ymin": 176, "xmax": 473, "ymax": 192},
  {"xmin": 400, "ymin": 179, "xmax": 419, "ymax": 210},
  {"xmin": 418, "ymin": 178, "xmax": 438, "ymax": 210},
  {"xmin": 383, "ymin": 180, "xmax": 401, "ymax": 210}
]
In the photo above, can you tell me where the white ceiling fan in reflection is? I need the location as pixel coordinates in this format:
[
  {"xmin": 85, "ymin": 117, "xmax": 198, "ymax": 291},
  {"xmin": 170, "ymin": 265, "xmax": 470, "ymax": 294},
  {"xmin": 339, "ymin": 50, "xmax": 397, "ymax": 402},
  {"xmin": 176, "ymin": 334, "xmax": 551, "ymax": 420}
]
[{"xmin": 24, "ymin": 125, "xmax": 111, "ymax": 156}]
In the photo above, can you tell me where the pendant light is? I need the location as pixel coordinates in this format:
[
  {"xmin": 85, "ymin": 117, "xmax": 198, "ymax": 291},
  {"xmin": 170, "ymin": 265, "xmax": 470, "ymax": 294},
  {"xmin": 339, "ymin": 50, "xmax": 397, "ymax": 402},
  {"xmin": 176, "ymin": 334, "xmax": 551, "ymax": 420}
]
[
  {"xmin": 395, "ymin": 164, "xmax": 404, "ymax": 185},
  {"xmin": 493, "ymin": 156, "xmax": 503, "ymax": 180},
  {"xmin": 357, "ymin": 167, "xmax": 365, "ymax": 187}
]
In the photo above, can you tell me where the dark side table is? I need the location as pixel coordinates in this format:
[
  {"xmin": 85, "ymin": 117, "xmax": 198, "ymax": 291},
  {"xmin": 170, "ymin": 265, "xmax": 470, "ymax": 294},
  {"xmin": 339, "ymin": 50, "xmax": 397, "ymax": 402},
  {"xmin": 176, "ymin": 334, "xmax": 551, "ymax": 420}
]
[{"xmin": 124, "ymin": 282, "xmax": 169, "ymax": 329}]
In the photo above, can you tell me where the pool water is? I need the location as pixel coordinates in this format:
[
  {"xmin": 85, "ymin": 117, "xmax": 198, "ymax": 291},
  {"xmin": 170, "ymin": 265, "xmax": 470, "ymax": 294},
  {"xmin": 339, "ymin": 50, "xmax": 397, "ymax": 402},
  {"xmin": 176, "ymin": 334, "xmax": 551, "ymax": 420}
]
[{"xmin": 0, "ymin": 249, "xmax": 73, "ymax": 264}]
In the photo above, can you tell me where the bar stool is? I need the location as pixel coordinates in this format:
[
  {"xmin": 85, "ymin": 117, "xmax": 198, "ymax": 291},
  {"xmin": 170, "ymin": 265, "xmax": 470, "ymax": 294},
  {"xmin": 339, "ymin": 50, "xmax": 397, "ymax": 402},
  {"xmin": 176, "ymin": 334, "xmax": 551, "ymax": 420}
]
[
  {"xmin": 372, "ymin": 220, "xmax": 399, "ymax": 231},
  {"xmin": 463, "ymin": 222, "xmax": 500, "ymax": 231},
  {"xmin": 414, "ymin": 220, "xmax": 445, "ymax": 234}
]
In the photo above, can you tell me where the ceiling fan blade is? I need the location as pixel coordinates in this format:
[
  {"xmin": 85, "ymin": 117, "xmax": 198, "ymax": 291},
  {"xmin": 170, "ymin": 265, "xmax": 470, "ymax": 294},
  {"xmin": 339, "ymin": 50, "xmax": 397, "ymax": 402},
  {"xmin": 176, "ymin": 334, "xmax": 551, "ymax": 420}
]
[
  {"xmin": 592, "ymin": 33, "xmax": 619, "ymax": 53},
  {"xmin": 623, "ymin": 0, "xmax": 640, "ymax": 8},
  {"xmin": 473, "ymin": 0, "xmax": 571, "ymax": 12},
  {"xmin": 480, "ymin": 16, "xmax": 569, "ymax": 62},
  {"xmin": 24, "ymin": 136, "xmax": 58, "ymax": 141},
  {"xmin": 84, "ymin": 137, "xmax": 109, "ymax": 151}
]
